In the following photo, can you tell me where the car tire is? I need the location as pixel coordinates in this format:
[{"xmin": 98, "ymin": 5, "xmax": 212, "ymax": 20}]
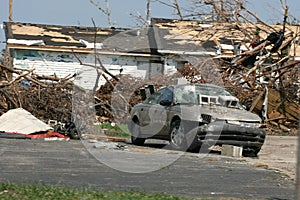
[
  {"xmin": 169, "ymin": 119, "xmax": 187, "ymax": 151},
  {"xmin": 130, "ymin": 120, "xmax": 146, "ymax": 146},
  {"xmin": 242, "ymin": 147, "xmax": 261, "ymax": 157},
  {"xmin": 189, "ymin": 144, "xmax": 201, "ymax": 153}
]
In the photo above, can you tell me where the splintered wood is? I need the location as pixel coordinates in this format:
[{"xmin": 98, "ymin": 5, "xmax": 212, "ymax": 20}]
[{"xmin": 0, "ymin": 55, "xmax": 74, "ymax": 121}]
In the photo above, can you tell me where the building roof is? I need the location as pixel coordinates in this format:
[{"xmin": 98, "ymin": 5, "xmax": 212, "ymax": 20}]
[
  {"xmin": 152, "ymin": 18, "xmax": 218, "ymax": 55},
  {"xmin": 151, "ymin": 18, "xmax": 300, "ymax": 57},
  {"xmin": 4, "ymin": 22, "xmax": 157, "ymax": 55},
  {"xmin": 4, "ymin": 19, "xmax": 300, "ymax": 58}
]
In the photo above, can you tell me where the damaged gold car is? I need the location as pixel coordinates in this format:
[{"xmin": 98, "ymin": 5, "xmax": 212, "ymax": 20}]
[{"xmin": 128, "ymin": 84, "xmax": 266, "ymax": 157}]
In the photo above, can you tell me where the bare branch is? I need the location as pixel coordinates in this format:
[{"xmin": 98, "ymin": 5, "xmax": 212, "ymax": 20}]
[
  {"xmin": 239, "ymin": 1, "xmax": 277, "ymax": 32},
  {"xmin": 172, "ymin": 0, "xmax": 184, "ymax": 20},
  {"xmin": 154, "ymin": 0, "xmax": 176, "ymax": 9},
  {"xmin": 90, "ymin": 0, "xmax": 112, "ymax": 27}
]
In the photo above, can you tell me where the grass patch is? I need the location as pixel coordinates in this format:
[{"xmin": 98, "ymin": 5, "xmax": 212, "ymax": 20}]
[
  {"xmin": 99, "ymin": 122, "xmax": 131, "ymax": 138},
  {"xmin": 0, "ymin": 183, "xmax": 192, "ymax": 200}
]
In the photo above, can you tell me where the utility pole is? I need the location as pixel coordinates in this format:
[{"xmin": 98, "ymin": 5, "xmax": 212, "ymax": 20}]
[
  {"xmin": 297, "ymin": 43, "xmax": 300, "ymax": 200},
  {"xmin": 146, "ymin": 0, "xmax": 151, "ymax": 27},
  {"xmin": 9, "ymin": 0, "xmax": 13, "ymax": 22}
]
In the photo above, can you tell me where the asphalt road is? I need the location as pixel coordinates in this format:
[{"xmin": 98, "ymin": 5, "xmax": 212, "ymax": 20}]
[{"xmin": 0, "ymin": 138, "xmax": 296, "ymax": 199}]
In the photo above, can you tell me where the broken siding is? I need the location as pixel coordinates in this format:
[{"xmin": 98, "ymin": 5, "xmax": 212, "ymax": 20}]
[
  {"xmin": 13, "ymin": 50, "xmax": 164, "ymax": 89},
  {"xmin": 14, "ymin": 50, "xmax": 82, "ymax": 78}
]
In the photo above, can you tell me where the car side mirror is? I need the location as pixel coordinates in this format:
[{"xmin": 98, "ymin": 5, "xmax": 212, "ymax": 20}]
[
  {"xmin": 245, "ymin": 104, "xmax": 251, "ymax": 111},
  {"xmin": 159, "ymin": 100, "xmax": 172, "ymax": 106}
]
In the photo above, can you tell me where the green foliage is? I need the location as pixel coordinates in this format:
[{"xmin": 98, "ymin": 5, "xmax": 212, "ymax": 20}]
[
  {"xmin": 100, "ymin": 122, "xmax": 131, "ymax": 137},
  {"xmin": 0, "ymin": 183, "xmax": 192, "ymax": 200}
]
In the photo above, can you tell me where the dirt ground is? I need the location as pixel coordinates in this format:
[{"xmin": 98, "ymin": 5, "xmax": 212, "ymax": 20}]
[{"xmin": 244, "ymin": 135, "xmax": 298, "ymax": 180}]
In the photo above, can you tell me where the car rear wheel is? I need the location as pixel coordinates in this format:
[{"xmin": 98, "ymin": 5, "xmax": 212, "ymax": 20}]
[
  {"xmin": 130, "ymin": 119, "xmax": 145, "ymax": 146},
  {"xmin": 169, "ymin": 120, "xmax": 187, "ymax": 151}
]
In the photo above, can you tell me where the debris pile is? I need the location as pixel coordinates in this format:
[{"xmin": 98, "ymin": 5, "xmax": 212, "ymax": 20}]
[
  {"xmin": 1, "ymin": 0, "xmax": 299, "ymax": 136},
  {"xmin": 0, "ymin": 79, "xmax": 73, "ymax": 122},
  {"xmin": 94, "ymin": 64, "xmax": 222, "ymax": 124},
  {"xmin": 0, "ymin": 59, "xmax": 298, "ymax": 135},
  {"xmin": 95, "ymin": 74, "xmax": 173, "ymax": 123},
  {"xmin": 0, "ymin": 62, "xmax": 74, "ymax": 126}
]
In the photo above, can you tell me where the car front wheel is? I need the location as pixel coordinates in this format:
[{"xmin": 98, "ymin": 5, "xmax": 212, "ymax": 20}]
[
  {"xmin": 242, "ymin": 146, "xmax": 261, "ymax": 157},
  {"xmin": 130, "ymin": 119, "xmax": 145, "ymax": 146},
  {"xmin": 169, "ymin": 120, "xmax": 187, "ymax": 151}
]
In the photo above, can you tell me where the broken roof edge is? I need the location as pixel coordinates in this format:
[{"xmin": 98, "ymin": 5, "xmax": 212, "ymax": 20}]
[
  {"xmin": 151, "ymin": 18, "xmax": 200, "ymax": 25},
  {"xmin": 4, "ymin": 21, "xmax": 155, "ymax": 54},
  {"xmin": 6, "ymin": 39, "xmax": 154, "ymax": 55},
  {"xmin": 3, "ymin": 21, "xmax": 130, "ymax": 36},
  {"xmin": 151, "ymin": 17, "xmax": 300, "ymax": 27},
  {"xmin": 3, "ymin": 21, "xmax": 131, "ymax": 49},
  {"xmin": 7, "ymin": 44, "xmax": 160, "ymax": 58},
  {"xmin": 157, "ymin": 49, "xmax": 216, "ymax": 56}
]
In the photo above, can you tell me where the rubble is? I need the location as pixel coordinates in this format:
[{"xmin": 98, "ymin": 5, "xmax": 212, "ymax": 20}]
[
  {"xmin": 1, "ymin": 58, "xmax": 298, "ymax": 136},
  {"xmin": 0, "ymin": 58, "xmax": 76, "ymax": 138},
  {"xmin": 92, "ymin": 141, "xmax": 128, "ymax": 151},
  {"xmin": 95, "ymin": 74, "xmax": 174, "ymax": 123}
]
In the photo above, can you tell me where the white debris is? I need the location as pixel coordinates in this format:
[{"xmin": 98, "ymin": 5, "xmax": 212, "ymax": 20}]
[
  {"xmin": 0, "ymin": 108, "xmax": 52, "ymax": 134},
  {"xmin": 7, "ymin": 39, "xmax": 45, "ymax": 46},
  {"xmin": 93, "ymin": 141, "xmax": 128, "ymax": 150}
]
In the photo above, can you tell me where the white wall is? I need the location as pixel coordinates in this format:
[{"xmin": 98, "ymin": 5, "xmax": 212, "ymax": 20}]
[{"xmin": 13, "ymin": 50, "xmax": 166, "ymax": 90}]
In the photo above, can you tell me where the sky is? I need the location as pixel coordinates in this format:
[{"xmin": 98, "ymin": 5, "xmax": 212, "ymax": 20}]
[{"xmin": 0, "ymin": 0, "xmax": 300, "ymax": 49}]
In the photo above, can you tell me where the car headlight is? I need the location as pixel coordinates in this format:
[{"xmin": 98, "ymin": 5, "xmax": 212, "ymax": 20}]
[{"xmin": 227, "ymin": 120, "xmax": 260, "ymax": 128}]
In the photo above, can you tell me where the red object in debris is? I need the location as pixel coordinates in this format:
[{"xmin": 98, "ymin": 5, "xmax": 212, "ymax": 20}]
[
  {"xmin": 26, "ymin": 132, "xmax": 69, "ymax": 139},
  {"xmin": 2, "ymin": 131, "xmax": 69, "ymax": 139}
]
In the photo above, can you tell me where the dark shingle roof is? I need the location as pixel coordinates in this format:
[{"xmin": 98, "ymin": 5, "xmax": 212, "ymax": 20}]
[{"xmin": 4, "ymin": 22, "xmax": 157, "ymax": 54}]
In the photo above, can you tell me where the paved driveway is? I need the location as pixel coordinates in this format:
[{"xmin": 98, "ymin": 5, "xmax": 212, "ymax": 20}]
[
  {"xmin": 245, "ymin": 136, "xmax": 298, "ymax": 180},
  {"xmin": 0, "ymin": 138, "xmax": 296, "ymax": 199}
]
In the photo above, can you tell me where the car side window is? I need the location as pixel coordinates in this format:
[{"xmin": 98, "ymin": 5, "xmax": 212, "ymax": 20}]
[
  {"xmin": 146, "ymin": 90, "xmax": 163, "ymax": 104},
  {"xmin": 145, "ymin": 88, "xmax": 173, "ymax": 104},
  {"xmin": 158, "ymin": 88, "xmax": 173, "ymax": 103}
]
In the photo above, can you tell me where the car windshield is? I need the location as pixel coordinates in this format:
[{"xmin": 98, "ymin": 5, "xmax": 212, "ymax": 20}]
[{"xmin": 174, "ymin": 85, "xmax": 242, "ymax": 109}]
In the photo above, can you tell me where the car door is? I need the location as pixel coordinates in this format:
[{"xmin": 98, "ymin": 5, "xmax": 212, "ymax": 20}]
[
  {"xmin": 151, "ymin": 87, "xmax": 174, "ymax": 136},
  {"xmin": 139, "ymin": 87, "xmax": 172, "ymax": 137},
  {"xmin": 138, "ymin": 89, "xmax": 163, "ymax": 136}
]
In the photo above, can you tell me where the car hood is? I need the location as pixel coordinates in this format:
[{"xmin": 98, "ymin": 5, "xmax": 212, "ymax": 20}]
[{"xmin": 175, "ymin": 104, "xmax": 262, "ymax": 122}]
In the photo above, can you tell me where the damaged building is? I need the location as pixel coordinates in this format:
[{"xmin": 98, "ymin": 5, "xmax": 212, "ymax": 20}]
[
  {"xmin": 2, "ymin": 18, "xmax": 300, "ymax": 133},
  {"xmin": 4, "ymin": 22, "xmax": 164, "ymax": 89},
  {"xmin": 4, "ymin": 18, "xmax": 300, "ymax": 89}
]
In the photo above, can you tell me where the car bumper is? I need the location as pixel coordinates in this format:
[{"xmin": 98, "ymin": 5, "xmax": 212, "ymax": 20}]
[{"xmin": 195, "ymin": 121, "xmax": 266, "ymax": 148}]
